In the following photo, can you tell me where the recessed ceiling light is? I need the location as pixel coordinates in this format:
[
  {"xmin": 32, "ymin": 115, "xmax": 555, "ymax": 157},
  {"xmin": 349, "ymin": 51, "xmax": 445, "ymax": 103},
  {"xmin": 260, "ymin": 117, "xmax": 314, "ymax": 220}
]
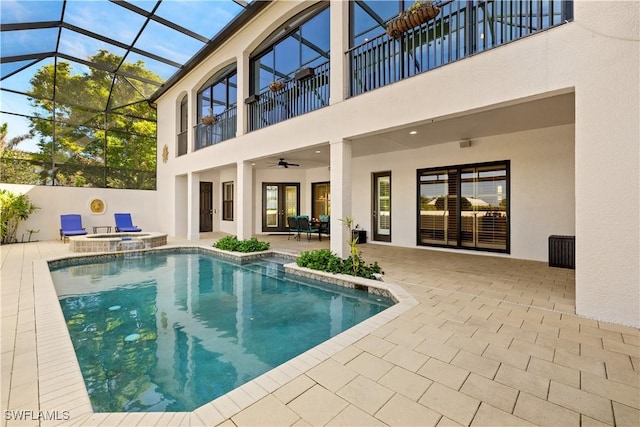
[
  {"xmin": 315, "ymin": 150, "xmax": 321, "ymax": 154},
  {"xmin": 251, "ymin": 162, "xmax": 256, "ymax": 166},
  {"xmin": 409, "ymin": 130, "xmax": 418, "ymax": 135}
]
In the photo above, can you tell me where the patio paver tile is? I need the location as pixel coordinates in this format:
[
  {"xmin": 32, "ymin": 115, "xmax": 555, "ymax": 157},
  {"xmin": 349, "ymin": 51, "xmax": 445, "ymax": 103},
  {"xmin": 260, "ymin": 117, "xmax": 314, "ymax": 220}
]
[
  {"xmin": 288, "ymin": 384, "xmax": 349, "ymax": 425},
  {"xmin": 344, "ymin": 351, "xmax": 394, "ymax": 381},
  {"xmin": 418, "ymin": 382, "xmax": 480, "ymax": 426},
  {"xmin": 494, "ymin": 364, "xmax": 549, "ymax": 399},
  {"xmin": 382, "ymin": 345, "xmax": 429, "ymax": 372},
  {"xmin": 612, "ymin": 401, "xmax": 640, "ymax": 427},
  {"xmin": 378, "ymin": 365, "xmax": 433, "ymax": 401},
  {"xmin": 231, "ymin": 395, "xmax": 299, "ymax": 426},
  {"xmin": 327, "ymin": 404, "xmax": 386, "ymax": 427},
  {"xmin": 376, "ymin": 393, "xmax": 441, "ymax": 427},
  {"xmin": 417, "ymin": 357, "xmax": 470, "ymax": 390},
  {"xmin": 460, "ymin": 373, "xmax": 518, "ymax": 413},
  {"xmin": 548, "ymin": 380, "xmax": 614, "ymax": 425},
  {"xmin": 513, "ymin": 392, "xmax": 580, "ymax": 426},
  {"xmin": 450, "ymin": 350, "xmax": 500, "ymax": 379},
  {"xmin": 470, "ymin": 403, "xmax": 535, "ymax": 426},
  {"xmin": 527, "ymin": 357, "xmax": 580, "ymax": 388},
  {"xmin": 305, "ymin": 358, "xmax": 358, "ymax": 393}
]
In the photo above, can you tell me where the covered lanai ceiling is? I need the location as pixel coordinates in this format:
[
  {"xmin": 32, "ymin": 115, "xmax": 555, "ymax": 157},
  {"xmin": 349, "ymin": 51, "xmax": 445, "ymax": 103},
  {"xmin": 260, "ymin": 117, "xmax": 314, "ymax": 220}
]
[{"xmin": 0, "ymin": 0, "xmax": 266, "ymax": 141}]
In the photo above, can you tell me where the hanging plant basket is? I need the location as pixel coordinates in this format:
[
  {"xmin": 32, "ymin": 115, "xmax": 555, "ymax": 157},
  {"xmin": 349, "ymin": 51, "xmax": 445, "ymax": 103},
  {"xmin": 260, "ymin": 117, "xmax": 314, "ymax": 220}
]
[
  {"xmin": 201, "ymin": 115, "xmax": 217, "ymax": 125},
  {"xmin": 269, "ymin": 80, "xmax": 286, "ymax": 93},
  {"xmin": 386, "ymin": 1, "xmax": 440, "ymax": 39}
]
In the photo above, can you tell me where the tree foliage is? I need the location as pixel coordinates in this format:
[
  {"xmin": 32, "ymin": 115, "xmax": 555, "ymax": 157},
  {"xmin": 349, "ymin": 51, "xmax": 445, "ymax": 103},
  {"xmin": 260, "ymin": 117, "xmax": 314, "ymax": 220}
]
[{"xmin": 4, "ymin": 50, "xmax": 161, "ymax": 189}]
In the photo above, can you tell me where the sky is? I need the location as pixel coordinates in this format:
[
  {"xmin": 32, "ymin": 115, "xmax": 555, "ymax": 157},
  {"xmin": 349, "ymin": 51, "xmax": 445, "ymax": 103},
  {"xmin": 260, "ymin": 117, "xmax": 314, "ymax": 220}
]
[{"xmin": 1, "ymin": 0, "xmax": 248, "ymax": 152}]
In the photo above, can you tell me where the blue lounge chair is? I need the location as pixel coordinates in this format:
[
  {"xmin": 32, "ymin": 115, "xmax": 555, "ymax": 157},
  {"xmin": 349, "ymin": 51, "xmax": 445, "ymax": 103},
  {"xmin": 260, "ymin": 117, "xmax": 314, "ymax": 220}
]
[
  {"xmin": 60, "ymin": 214, "xmax": 88, "ymax": 242},
  {"xmin": 114, "ymin": 213, "xmax": 142, "ymax": 232}
]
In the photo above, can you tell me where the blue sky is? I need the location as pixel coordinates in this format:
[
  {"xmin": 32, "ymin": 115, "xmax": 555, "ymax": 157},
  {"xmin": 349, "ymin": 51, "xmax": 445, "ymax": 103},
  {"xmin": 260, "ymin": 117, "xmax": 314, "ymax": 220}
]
[{"xmin": 1, "ymin": 0, "xmax": 247, "ymax": 152}]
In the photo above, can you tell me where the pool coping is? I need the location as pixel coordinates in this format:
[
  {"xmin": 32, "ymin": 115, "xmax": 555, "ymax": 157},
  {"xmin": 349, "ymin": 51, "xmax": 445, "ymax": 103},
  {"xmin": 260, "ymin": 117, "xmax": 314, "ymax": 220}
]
[{"xmin": 34, "ymin": 245, "xmax": 419, "ymax": 426}]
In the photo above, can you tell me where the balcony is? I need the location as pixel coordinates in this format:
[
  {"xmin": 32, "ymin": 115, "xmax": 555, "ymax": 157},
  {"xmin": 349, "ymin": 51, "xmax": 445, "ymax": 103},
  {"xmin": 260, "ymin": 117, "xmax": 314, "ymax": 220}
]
[
  {"xmin": 348, "ymin": 0, "xmax": 573, "ymax": 96},
  {"xmin": 247, "ymin": 61, "xmax": 330, "ymax": 132},
  {"xmin": 194, "ymin": 107, "xmax": 237, "ymax": 151}
]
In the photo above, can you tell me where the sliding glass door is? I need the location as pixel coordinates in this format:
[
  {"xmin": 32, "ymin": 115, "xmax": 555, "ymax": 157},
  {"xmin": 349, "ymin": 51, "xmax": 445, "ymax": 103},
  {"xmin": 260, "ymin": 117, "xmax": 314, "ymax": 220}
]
[{"xmin": 418, "ymin": 161, "xmax": 509, "ymax": 252}]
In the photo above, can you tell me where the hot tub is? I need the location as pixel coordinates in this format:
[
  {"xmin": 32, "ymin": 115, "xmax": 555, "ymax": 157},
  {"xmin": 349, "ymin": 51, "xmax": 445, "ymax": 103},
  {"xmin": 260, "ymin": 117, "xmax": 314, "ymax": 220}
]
[{"xmin": 68, "ymin": 232, "xmax": 167, "ymax": 253}]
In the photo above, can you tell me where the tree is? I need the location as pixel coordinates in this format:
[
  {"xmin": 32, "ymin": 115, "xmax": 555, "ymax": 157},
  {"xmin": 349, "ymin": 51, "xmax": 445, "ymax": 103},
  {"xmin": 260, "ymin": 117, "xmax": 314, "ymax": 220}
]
[
  {"xmin": 0, "ymin": 123, "xmax": 42, "ymax": 184},
  {"xmin": 0, "ymin": 190, "xmax": 39, "ymax": 244},
  {"xmin": 25, "ymin": 50, "xmax": 160, "ymax": 189}
]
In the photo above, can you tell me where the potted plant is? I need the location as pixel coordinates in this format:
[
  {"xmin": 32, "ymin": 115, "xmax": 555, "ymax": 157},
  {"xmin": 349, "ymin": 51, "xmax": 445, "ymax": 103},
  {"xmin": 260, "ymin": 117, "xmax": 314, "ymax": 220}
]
[
  {"xmin": 386, "ymin": 0, "xmax": 440, "ymax": 38},
  {"xmin": 269, "ymin": 80, "xmax": 286, "ymax": 92},
  {"xmin": 201, "ymin": 108, "xmax": 217, "ymax": 125}
]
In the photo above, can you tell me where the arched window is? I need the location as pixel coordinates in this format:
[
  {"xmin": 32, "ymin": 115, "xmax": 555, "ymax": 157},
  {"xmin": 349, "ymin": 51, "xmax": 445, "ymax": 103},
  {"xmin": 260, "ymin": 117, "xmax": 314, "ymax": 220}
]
[
  {"xmin": 197, "ymin": 65, "xmax": 237, "ymax": 121},
  {"xmin": 178, "ymin": 95, "xmax": 188, "ymax": 156},
  {"xmin": 250, "ymin": 3, "xmax": 329, "ymax": 94},
  {"xmin": 195, "ymin": 65, "xmax": 237, "ymax": 149}
]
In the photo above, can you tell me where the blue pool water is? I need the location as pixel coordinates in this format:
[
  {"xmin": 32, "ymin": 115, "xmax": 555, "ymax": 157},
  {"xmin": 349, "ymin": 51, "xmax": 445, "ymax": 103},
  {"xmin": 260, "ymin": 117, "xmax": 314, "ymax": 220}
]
[{"xmin": 49, "ymin": 250, "xmax": 394, "ymax": 412}]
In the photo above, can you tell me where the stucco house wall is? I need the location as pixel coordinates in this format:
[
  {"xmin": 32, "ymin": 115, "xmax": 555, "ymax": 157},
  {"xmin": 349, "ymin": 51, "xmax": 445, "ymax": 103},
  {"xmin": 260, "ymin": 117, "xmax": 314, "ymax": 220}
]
[{"xmin": 152, "ymin": 0, "xmax": 638, "ymax": 326}]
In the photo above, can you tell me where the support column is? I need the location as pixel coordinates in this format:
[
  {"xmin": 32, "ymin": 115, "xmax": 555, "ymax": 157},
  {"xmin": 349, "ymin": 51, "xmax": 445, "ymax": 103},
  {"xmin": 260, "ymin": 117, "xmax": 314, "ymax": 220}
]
[
  {"xmin": 236, "ymin": 161, "xmax": 253, "ymax": 240},
  {"xmin": 187, "ymin": 171, "xmax": 200, "ymax": 241},
  {"xmin": 329, "ymin": 0, "xmax": 349, "ymax": 105},
  {"xmin": 236, "ymin": 51, "xmax": 250, "ymax": 137},
  {"xmin": 330, "ymin": 140, "xmax": 352, "ymax": 258}
]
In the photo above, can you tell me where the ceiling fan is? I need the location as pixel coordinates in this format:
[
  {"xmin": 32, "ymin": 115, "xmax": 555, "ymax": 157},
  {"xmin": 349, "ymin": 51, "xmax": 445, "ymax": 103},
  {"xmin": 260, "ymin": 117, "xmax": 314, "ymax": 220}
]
[{"xmin": 268, "ymin": 158, "xmax": 300, "ymax": 168}]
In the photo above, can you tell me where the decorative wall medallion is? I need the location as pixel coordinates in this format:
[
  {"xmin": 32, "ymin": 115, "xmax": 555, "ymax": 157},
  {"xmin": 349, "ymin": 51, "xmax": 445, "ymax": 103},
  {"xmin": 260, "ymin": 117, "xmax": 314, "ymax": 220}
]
[
  {"xmin": 89, "ymin": 198, "xmax": 106, "ymax": 214},
  {"xmin": 162, "ymin": 144, "xmax": 169, "ymax": 163}
]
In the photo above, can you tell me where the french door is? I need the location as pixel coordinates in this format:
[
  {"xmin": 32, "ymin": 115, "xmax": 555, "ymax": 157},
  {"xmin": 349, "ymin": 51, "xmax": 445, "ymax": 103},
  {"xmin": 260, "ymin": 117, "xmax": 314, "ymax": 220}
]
[
  {"xmin": 262, "ymin": 183, "xmax": 299, "ymax": 232},
  {"xmin": 372, "ymin": 172, "xmax": 391, "ymax": 242},
  {"xmin": 199, "ymin": 182, "xmax": 213, "ymax": 232}
]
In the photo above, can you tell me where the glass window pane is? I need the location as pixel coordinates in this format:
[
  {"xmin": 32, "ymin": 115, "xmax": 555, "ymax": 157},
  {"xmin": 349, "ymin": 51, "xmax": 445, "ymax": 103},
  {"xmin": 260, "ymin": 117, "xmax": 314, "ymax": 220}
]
[
  {"xmin": 134, "ymin": 20, "xmax": 205, "ymax": 65},
  {"xmin": 0, "ymin": 1, "xmax": 63, "ymax": 24},
  {"xmin": 64, "ymin": 1, "xmax": 145, "ymax": 45},
  {"xmin": 155, "ymin": 1, "xmax": 244, "ymax": 39},
  {"xmin": 0, "ymin": 28, "xmax": 58, "ymax": 57}
]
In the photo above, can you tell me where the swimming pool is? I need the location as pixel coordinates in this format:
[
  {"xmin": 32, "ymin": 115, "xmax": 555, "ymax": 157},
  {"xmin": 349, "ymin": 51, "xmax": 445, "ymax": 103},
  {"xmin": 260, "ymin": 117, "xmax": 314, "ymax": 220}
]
[{"xmin": 49, "ymin": 249, "xmax": 395, "ymax": 412}]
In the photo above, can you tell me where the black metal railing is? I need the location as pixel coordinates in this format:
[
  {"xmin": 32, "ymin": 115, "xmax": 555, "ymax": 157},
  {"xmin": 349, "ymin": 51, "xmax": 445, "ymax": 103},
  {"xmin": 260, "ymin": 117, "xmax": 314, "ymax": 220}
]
[
  {"xmin": 194, "ymin": 106, "xmax": 237, "ymax": 150},
  {"xmin": 349, "ymin": 0, "xmax": 573, "ymax": 96},
  {"xmin": 247, "ymin": 61, "xmax": 330, "ymax": 132},
  {"xmin": 177, "ymin": 130, "xmax": 188, "ymax": 156}
]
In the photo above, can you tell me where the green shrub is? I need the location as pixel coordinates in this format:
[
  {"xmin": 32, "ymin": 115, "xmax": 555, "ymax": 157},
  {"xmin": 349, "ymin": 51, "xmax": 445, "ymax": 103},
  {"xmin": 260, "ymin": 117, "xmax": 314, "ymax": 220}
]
[
  {"xmin": 213, "ymin": 236, "xmax": 270, "ymax": 253},
  {"xmin": 0, "ymin": 190, "xmax": 39, "ymax": 244},
  {"xmin": 296, "ymin": 249, "xmax": 383, "ymax": 280}
]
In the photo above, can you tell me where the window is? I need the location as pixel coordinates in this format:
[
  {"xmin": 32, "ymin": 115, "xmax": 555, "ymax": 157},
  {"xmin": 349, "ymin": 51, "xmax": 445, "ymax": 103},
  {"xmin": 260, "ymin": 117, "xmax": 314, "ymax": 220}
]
[
  {"xmin": 250, "ymin": 4, "xmax": 330, "ymax": 94},
  {"xmin": 222, "ymin": 181, "xmax": 234, "ymax": 221},
  {"xmin": 195, "ymin": 65, "xmax": 238, "ymax": 149},
  {"xmin": 178, "ymin": 95, "xmax": 188, "ymax": 156},
  {"xmin": 418, "ymin": 161, "xmax": 509, "ymax": 252},
  {"xmin": 311, "ymin": 182, "xmax": 330, "ymax": 219}
]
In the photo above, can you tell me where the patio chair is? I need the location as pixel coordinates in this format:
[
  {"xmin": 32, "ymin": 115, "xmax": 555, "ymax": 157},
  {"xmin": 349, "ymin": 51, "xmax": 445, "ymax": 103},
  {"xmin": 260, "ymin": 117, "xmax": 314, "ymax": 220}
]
[
  {"xmin": 298, "ymin": 217, "xmax": 319, "ymax": 241},
  {"xmin": 60, "ymin": 214, "xmax": 88, "ymax": 242},
  {"xmin": 287, "ymin": 216, "xmax": 301, "ymax": 240},
  {"xmin": 114, "ymin": 213, "xmax": 142, "ymax": 232},
  {"xmin": 318, "ymin": 214, "xmax": 330, "ymax": 236}
]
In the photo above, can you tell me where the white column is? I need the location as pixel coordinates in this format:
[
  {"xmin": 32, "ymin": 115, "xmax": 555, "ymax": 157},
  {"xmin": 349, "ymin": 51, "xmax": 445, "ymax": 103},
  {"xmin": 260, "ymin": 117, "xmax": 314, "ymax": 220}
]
[
  {"xmin": 236, "ymin": 51, "xmax": 250, "ymax": 137},
  {"xmin": 187, "ymin": 171, "xmax": 200, "ymax": 240},
  {"xmin": 330, "ymin": 140, "xmax": 352, "ymax": 258},
  {"xmin": 329, "ymin": 0, "xmax": 349, "ymax": 105},
  {"xmin": 236, "ymin": 161, "xmax": 253, "ymax": 240}
]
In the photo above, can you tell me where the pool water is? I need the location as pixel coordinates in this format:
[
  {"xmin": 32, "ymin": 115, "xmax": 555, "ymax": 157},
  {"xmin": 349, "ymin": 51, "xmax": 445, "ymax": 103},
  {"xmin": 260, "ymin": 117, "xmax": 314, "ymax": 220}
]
[{"xmin": 50, "ymin": 251, "xmax": 394, "ymax": 412}]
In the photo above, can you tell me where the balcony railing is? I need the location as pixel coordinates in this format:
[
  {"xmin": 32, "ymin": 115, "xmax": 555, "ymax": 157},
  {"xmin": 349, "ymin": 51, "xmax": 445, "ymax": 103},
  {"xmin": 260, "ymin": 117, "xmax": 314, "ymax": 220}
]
[
  {"xmin": 349, "ymin": 0, "xmax": 573, "ymax": 96},
  {"xmin": 247, "ymin": 61, "xmax": 330, "ymax": 132},
  {"xmin": 194, "ymin": 106, "xmax": 237, "ymax": 150}
]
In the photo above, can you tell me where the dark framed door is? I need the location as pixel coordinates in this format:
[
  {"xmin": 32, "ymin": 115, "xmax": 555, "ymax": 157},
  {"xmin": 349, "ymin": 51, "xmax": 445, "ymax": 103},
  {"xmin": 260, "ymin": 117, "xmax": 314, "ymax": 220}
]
[
  {"xmin": 262, "ymin": 183, "xmax": 300, "ymax": 232},
  {"xmin": 372, "ymin": 172, "xmax": 391, "ymax": 242},
  {"xmin": 199, "ymin": 182, "xmax": 213, "ymax": 232}
]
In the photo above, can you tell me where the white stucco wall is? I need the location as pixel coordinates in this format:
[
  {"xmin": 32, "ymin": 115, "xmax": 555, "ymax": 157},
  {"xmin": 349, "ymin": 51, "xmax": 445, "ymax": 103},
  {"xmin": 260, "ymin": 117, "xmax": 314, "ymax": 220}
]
[
  {"xmin": 0, "ymin": 184, "xmax": 158, "ymax": 242},
  {"xmin": 351, "ymin": 125, "xmax": 575, "ymax": 262},
  {"xmin": 153, "ymin": 1, "xmax": 639, "ymax": 326}
]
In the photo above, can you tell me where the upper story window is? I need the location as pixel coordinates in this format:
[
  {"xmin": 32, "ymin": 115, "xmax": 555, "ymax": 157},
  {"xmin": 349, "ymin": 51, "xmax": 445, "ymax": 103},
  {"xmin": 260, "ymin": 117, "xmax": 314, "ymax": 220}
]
[
  {"xmin": 197, "ymin": 65, "xmax": 237, "ymax": 121},
  {"xmin": 351, "ymin": 0, "xmax": 403, "ymax": 46},
  {"xmin": 250, "ymin": 4, "xmax": 330, "ymax": 94},
  {"xmin": 178, "ymin": 95, "xmax": 188, "ymax": 156}
]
